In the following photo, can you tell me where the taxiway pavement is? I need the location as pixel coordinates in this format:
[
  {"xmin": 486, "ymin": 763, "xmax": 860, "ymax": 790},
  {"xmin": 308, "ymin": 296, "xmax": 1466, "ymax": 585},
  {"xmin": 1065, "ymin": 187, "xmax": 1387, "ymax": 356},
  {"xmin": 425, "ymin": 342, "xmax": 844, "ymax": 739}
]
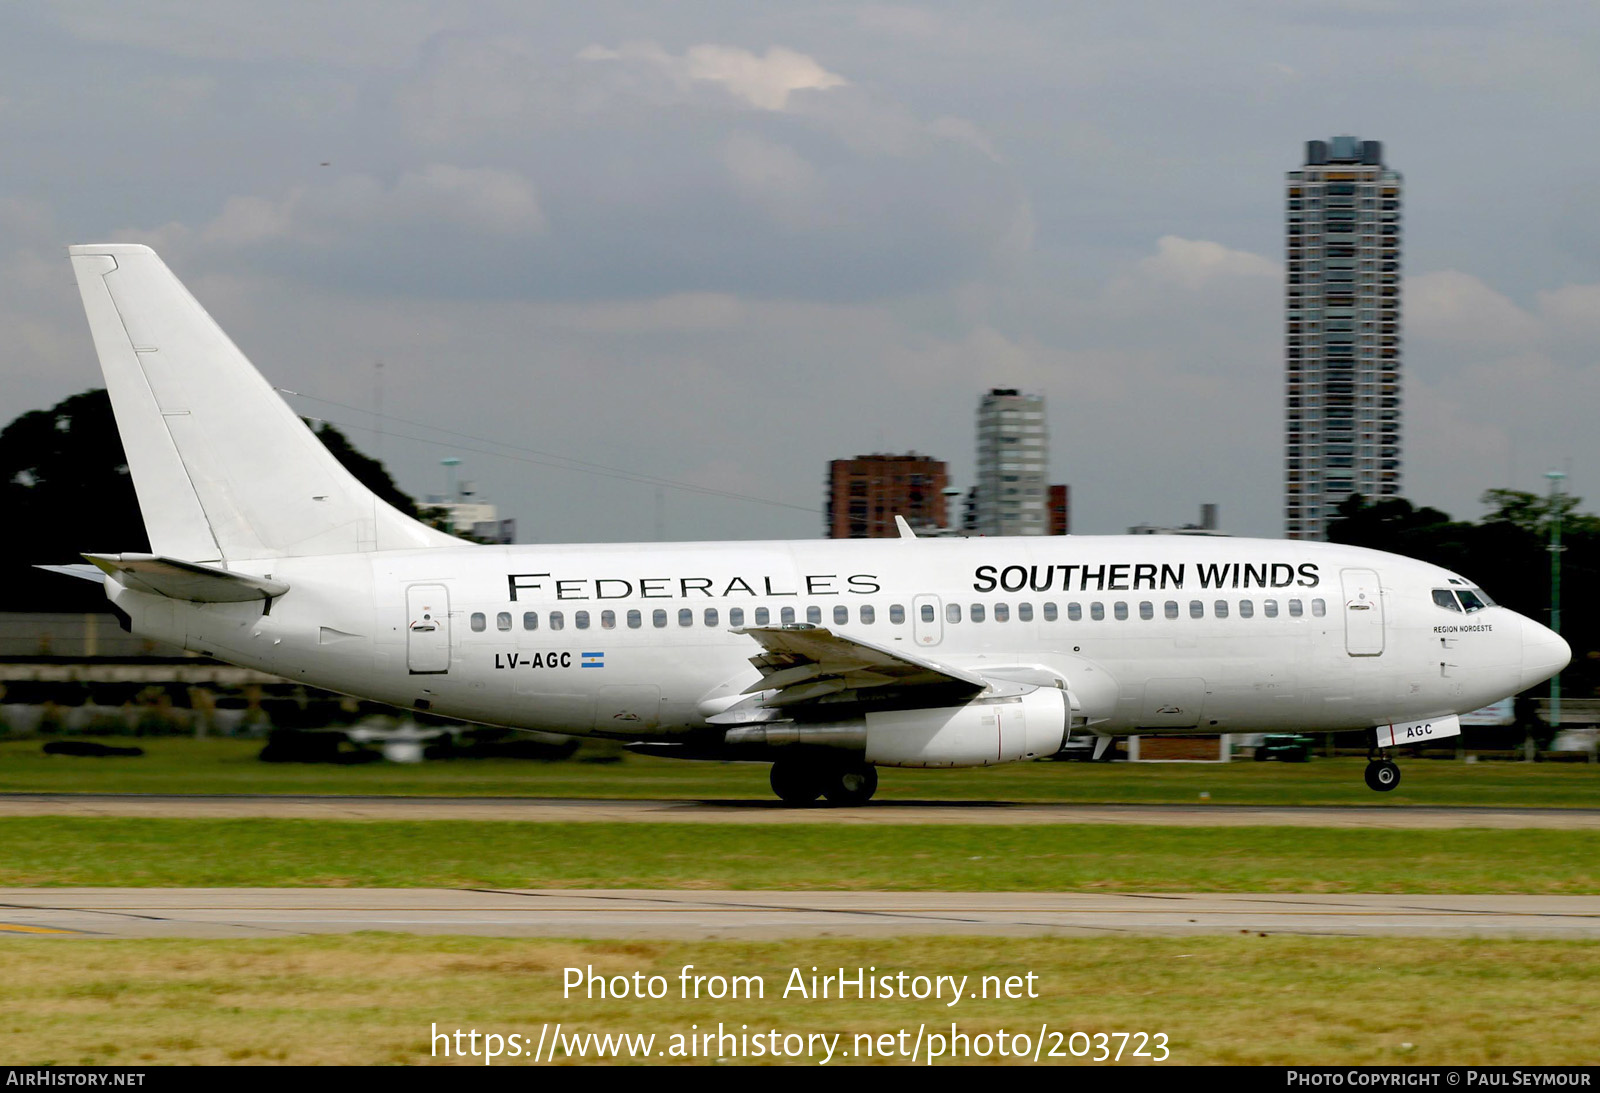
[
  {"xmin": 3, "ymin": 889, "xmax": 1597, "ymax": 939},
  {"xmin": 4, "ymin": 793, "xmax": 1599, "ymax": 828}
]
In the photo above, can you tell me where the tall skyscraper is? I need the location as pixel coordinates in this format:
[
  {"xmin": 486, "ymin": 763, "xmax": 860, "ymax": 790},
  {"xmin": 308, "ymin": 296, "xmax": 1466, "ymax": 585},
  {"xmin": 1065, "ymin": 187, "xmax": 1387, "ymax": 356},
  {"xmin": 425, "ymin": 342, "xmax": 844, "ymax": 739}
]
[
  {"xmin": 825, "ymin": 453, "xmax": 948, "ymax": 538},
  {"xmin": 1285, "ymin": 136, "xmax": 1403, "ymax": 540},
  {"xmin": 974, "ymin": 388, "xmax": 1048, "ymax": 536}
]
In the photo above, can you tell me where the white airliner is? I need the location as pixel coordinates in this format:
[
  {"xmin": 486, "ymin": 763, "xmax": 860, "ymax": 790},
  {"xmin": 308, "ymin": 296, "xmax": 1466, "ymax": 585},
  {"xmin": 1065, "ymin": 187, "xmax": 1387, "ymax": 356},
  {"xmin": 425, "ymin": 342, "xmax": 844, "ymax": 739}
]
[{"xmin": 49, "ymin": 244, "xmax": 1569, "ymax": 804}]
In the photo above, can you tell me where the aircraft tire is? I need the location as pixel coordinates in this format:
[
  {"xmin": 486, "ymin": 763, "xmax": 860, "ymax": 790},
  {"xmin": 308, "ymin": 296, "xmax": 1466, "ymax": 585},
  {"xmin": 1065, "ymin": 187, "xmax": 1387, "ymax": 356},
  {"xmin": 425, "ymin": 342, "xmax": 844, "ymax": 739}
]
[
  {"xmin": 769, "ymin": 759, "xmax": 825, "ymax": 805},
  {"xmin": 823, "ymin": 762, "xmax": 878, "ymax": 806},
  {"xmin": 1364, "ymin": 759, "xmax": 1401, "ymax": 792}
]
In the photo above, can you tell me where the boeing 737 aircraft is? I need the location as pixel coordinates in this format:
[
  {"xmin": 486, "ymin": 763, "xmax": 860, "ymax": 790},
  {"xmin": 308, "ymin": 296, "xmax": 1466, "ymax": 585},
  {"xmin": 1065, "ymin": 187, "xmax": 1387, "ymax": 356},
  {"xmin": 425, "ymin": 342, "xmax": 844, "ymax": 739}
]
[{"xmin": 48, "ymin": 244, "xmax": 1570, "ymax": 804}]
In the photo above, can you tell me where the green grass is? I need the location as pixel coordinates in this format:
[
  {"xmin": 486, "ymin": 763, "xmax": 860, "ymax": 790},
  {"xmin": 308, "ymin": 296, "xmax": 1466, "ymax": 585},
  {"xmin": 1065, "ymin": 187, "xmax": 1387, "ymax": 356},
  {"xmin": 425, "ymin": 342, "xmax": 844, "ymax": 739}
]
[
  {"xmin": 4, "ymin": 817, "xmax": 1598, "ymax": 891},
  {"xmin": 3, "ymin": 935, "xmax": 1596, "ymax": 1065},
  {"xmin": 2, "ymin": 736, "xmax": 1598, "ymax": 806}
]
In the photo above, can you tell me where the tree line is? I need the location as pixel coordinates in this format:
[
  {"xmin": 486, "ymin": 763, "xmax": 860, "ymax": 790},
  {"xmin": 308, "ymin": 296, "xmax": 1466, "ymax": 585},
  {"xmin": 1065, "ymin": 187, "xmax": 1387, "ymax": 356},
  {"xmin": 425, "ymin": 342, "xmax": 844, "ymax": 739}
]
[{"xmin": 1327, "ymin": 491, "xmax": 1593, "ymax": 700}]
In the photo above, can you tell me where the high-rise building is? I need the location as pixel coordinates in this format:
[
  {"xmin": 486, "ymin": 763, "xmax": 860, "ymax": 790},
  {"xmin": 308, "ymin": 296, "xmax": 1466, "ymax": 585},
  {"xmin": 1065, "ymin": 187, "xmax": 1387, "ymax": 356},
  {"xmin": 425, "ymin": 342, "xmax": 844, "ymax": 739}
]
[
  {"xmin": 825, "ymin": 453, "xmax": 948, "ymax": 538},
  {"xmin": 974, "ymin": 388, "xmax": 1048, "ymax": 536},
  {"xmin": 1285, "ymin": 136, "xmax": 1403, "ymax": 541},
  {"xmin": 1048, "ymin": 484, "xmax": 1070, "ymax": 536}
]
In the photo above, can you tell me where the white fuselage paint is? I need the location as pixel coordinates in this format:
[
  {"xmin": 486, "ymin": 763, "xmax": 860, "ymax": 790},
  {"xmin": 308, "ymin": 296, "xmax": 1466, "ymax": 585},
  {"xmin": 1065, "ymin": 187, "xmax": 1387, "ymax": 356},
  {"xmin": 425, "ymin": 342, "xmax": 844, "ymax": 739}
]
[{"xmin": 104, "ymin": 534, "xmax": 1564, "ymax": 745}]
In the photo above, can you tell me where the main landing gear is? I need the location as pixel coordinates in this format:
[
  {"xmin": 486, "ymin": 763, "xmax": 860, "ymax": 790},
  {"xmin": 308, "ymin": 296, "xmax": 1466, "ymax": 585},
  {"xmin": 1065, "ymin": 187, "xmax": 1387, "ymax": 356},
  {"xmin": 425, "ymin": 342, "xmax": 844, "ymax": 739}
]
[
  {"xmin": 769, "ymin": 757, "xmax": 879, "ymax": 806},
  {"xmin": 1364, "ymin": 749, "xmax": 1402, "ymax": 793}
]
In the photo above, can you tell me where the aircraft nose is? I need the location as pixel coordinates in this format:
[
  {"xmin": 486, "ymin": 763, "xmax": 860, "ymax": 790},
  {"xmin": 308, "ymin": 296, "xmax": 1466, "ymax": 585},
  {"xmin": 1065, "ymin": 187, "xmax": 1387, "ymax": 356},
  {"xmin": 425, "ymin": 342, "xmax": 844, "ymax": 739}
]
[{"xmin": 1520, "ymin": 616, "xmax": 1571, "ymax": 691}]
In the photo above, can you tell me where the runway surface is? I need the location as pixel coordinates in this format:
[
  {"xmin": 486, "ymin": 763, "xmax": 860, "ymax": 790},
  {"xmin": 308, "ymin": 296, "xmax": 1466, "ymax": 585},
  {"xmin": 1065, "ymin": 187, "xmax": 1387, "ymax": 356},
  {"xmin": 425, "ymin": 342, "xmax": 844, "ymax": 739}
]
[
  {"xmin": 3, "ymin": 889, "xmax": 1598, "ymax": 939},
  {"xmin": 4, "ymin": 792, "xmax": 1599, "ymax": 828}
]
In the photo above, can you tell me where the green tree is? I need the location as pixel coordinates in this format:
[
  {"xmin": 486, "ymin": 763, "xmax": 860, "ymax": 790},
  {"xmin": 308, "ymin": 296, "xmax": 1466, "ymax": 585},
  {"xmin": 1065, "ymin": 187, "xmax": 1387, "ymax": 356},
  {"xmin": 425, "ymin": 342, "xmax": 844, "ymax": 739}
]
[
  {"xmin": 1, "ymin": 389, "xmax": 424, "ymax": 610},
  {"xmin": 1328, "ymin": 492, "xmax": 1600, "ymax": 701}
]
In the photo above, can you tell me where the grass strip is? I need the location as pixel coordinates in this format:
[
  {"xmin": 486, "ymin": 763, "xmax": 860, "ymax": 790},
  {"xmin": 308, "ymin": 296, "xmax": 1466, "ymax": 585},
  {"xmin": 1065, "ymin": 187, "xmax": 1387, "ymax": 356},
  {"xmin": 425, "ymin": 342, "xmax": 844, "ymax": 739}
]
[
  {"xmin": 3, "ymin": 817, "xmax": 1598, "ymax": 892},
  {"xmin": 2, "ymin": 934, "xmax": 1597, "ymax": 1065}
]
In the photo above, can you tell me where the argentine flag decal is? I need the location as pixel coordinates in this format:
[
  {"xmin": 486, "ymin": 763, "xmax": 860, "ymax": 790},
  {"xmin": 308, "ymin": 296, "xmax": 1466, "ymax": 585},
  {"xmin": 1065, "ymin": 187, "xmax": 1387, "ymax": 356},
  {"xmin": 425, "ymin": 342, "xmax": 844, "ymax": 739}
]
[{"xmin": 580, "ymin": 652, "xmax": 605, "ymax": 668}]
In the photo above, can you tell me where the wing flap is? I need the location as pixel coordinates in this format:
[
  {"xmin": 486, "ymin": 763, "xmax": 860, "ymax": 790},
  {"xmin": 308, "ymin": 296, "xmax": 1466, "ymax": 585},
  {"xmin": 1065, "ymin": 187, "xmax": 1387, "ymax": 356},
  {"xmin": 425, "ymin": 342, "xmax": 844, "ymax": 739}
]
[
  {"xmin": 84, "ymin": 553, "xmax": 289, "ymax": 603},
  {"xmin": 732, "ymin": 625, "xmax": 986, "ymax": 709}
]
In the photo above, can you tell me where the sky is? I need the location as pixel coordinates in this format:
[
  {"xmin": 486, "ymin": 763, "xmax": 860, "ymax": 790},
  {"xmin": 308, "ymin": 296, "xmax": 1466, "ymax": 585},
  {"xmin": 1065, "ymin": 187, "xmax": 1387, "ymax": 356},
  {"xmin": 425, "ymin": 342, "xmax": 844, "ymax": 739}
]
[{"xmin": 3, "ymin": 1, "xmax": 1598, "ymax": 544}]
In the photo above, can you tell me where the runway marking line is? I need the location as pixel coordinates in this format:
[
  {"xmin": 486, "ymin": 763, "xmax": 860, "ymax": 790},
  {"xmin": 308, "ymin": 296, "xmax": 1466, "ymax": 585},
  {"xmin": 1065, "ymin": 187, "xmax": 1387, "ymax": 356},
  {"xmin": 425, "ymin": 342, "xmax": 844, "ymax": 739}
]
[
  {"xmin": 0, "ymin": 922, "xmax": 77, "ymax": 934},
  {"xmin": 25, "ymin": 906, "xmax": 1600, "ymax": 917}
]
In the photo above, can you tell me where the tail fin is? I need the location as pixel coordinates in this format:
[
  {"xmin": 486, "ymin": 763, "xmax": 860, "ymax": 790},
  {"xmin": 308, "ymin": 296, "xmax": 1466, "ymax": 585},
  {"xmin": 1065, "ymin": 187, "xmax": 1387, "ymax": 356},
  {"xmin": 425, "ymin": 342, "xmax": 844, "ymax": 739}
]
[{"xmin": 68, "ymin": 244, "xmax": 460, "ymax": 562}]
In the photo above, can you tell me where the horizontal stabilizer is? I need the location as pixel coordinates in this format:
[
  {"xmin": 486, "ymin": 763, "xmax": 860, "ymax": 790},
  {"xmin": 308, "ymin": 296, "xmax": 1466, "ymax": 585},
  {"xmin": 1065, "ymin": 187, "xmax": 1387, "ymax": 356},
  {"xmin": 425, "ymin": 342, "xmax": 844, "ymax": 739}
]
[
  {"xmin": 35, "ymin": 563, "xmax": 107, "ymax": 584},
  {"xmin": 84, "ymin": 553, "xmax": 289, "ymax": 603}
]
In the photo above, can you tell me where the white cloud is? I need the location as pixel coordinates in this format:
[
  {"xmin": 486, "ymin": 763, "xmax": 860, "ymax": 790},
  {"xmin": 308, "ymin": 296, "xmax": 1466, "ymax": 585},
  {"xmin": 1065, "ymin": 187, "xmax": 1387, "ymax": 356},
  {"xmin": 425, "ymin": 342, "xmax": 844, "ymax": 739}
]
[
  {"xmin": 1132, "ymin": 235, "xmax": 1280, "ymax": 289},
  {"xmin": 578, "ymin": 41, "xmax": 847, "ymax": 111},
  {"xmin": 720, "ymin": 133, "xmax": 823, "ymax": 228},
  {"xmin": 1407, "ymin": 270, "xmax": 1540, "ymax": 347},
  {"xmin": 1537, "ymin": 283, "xmax": 1600, "ymax": 342},
  {"xmin": 163, "ymin": 165, "xmax": 546, "ymax": 251}
]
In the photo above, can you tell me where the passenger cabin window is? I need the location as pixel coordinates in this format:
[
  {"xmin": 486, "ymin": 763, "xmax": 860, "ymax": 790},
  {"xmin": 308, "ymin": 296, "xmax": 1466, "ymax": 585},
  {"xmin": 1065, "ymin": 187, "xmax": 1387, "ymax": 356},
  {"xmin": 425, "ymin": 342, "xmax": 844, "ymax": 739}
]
[
  {"xmin": 1239, "ymin": 600, "xmax": 1254, "ymax": 618},
  {"xmin": 1433, "ymin": 589, "xmax": 1463, "ymax": 612},
  {"xmin": 550, "ymin": 611, "xmax": 565, "ymax": 631},
  {"xmin": 1189, "ymin": 601, "xmax": 1203, "ymax": 619},
  {"xmin": 970, "ymin": 603, "xmax": 986, "ymax": 623},
  {"xmin": 781, "ymin": 607, "xmax": 796, "ymax": 626},
  {"xmin": 1113, "ymin": 602, "xmax": 1128, "ymax": 621},
  {"xmin": 1139, "ymin": 601, "xmax": 1153, "ymax": 620},
  {"xmin": 470, "ymin": 612, "xmax": 486, "ymax": 632},
  {"xmin": 807, "ymin": 606, "xmax": 822, "ymax": 625},
  {"xmin": 946, "ymin": 603, "xmax": 962, "ymax": 623},
  {"xmin": 1165, "ymin": 601, "xmax": 1179, "ymax": 619},
  {"xmin": 601, "ymin": 610, "xmax": 616, "ymax": 629},
  {"xmin": 523, "ymin": 612, "xmax": 539, "ymax": 631},
  {"xmin": 1311, "ymin": 599, "xmax": 1326, "ymax": 617},
  {"xmin": 1067, "ymin": 603, "xmax": 1082, "ymax": 621},
  {"xmin": 1017, "ymin": 603, "xmax": 1032, "ymax": 622},
  {"xmin": 497, "ymin": 612, "xmax": 511, "ymax": 631},
  {"xmin": 1214, "ymin": 601, "xmax": 1229, "ymax": 619},
  {"xmin": 861, "ymin": 605, "xmax": 876, "ymax": 624},
  {"xmin": 1289, "ymin": 600, "xmax": 1304, "ymax": 618},
  {"xmin": 729, "ymin": 607, "xmax": 744, "ymax": 628},
  {"xmin": 920, "ymin": 604, "xmax": 935, "ymax": 623},
  {"xmin": 1042, "ymin": 602, "xmax": 1057, "ymax": 622},
  {"xmin": 705, "ymin": 608, "xmax": 719, "ymax": 627},
  {"xmin": 653, "ymin": 609, "xmax": 667, "ymax": 628},
  {"xmin": 575, "ymin": 611, "xmax": 589, "ymax": 630},
  {"xmin": 756, "ymin": 608, "xmax": 771, "ymax": 626},
  {"xmin": 890, "ymin": 605, "xmax": 905, "ymax": 625},
  {"xmin": 679, "ymin": 608, "xmax": 693, "ymax": 627},
  {"xmin": 834, "ymin": 606, "xmax": 848, "ymax": 625},
  {"xmin": 627, "ymin": 610, "xmax": 642, "ymax": 629},
  {"xmin": 1090, "ymin": 602, "xmax": 1105, "ymax": 621},
  {"xmin": 995, "ymin": 603, "xmax": 1010, "ymax": 622}
]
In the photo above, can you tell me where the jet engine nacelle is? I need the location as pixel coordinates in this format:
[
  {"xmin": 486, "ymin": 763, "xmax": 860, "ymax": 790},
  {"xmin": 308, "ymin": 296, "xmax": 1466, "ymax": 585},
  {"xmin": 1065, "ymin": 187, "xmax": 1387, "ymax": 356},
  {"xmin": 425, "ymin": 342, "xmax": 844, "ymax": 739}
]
[{"xmin": 864, "ymin": 686, "xmax": 1068, "ymax": 768}]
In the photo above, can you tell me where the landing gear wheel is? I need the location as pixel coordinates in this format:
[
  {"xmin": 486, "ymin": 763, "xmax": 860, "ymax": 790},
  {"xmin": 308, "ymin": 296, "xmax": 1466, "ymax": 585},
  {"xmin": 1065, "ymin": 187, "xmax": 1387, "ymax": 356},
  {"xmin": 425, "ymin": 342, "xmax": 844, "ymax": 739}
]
[
  {"xmin": 769, "ymin": 760, "xmax": 824, "ymax": 805},
  {"xmin": 823, "ymin": 763, "xmax": 879, "ymax": 806},
  {"xmin": 1364, "ymin": 759, "xmax": 1401, "ymax": 792}
]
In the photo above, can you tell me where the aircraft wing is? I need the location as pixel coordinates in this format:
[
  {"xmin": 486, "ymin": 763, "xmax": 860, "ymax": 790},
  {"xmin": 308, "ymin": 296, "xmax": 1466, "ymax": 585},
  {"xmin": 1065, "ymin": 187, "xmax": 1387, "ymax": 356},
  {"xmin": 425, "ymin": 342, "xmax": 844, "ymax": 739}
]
[{"xmin": 728, "ymin": 625, "xmax": 986, "ymax": 711}]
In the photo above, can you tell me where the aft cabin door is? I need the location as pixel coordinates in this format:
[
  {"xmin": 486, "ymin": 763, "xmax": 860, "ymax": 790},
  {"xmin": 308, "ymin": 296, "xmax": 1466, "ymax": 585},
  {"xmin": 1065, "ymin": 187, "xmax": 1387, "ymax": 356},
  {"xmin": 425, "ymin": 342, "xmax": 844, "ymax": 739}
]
[
  {"xmin": 1340, "ymin": 568, "xmax": 1385, "ymax": 657},
  {"xmin": 406, "ymin": 583, "xmax": 451, "ymax": 674}
]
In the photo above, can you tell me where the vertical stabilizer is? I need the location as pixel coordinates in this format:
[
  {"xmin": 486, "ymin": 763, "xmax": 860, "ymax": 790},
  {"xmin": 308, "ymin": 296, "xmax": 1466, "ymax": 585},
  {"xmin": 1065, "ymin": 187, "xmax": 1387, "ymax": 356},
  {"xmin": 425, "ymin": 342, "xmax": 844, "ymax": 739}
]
[{"xmin": 69, "ymin": 244, "xmax": 461, "ymax": 561}]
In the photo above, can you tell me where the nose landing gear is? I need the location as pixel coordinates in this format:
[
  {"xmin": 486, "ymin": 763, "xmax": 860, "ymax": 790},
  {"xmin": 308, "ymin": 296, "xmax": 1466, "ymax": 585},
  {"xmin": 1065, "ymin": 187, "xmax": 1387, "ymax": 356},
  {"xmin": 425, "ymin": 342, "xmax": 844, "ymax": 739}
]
[{"xmin": 1364, "ymin": 748, "xmax": 1402, "ymax": 792}]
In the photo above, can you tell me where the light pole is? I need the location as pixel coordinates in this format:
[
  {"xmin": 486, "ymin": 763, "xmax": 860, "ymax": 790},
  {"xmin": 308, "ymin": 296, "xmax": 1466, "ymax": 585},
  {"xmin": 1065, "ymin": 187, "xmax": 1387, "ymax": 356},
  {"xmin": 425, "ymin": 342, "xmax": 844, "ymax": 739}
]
[
  {"xmin": 1546, "ymin": 469, "xmax": 1566, "ymax": 737},
  {"xmin": 441, "ymin": 457, "xmax": 463, "ymax": 534}
]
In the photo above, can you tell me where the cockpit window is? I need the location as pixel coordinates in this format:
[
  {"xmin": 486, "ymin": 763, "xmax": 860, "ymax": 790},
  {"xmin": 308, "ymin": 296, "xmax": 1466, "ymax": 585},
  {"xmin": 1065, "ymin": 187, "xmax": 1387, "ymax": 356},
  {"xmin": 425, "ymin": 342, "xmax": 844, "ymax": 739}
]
[
  {"xmin": 1457, "ymin": 588, "xmax": 1490, "ymax": 613},
  {"xmin": 1432, "ymin": 589, "xmax": 1462, "ymax": 613}
]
